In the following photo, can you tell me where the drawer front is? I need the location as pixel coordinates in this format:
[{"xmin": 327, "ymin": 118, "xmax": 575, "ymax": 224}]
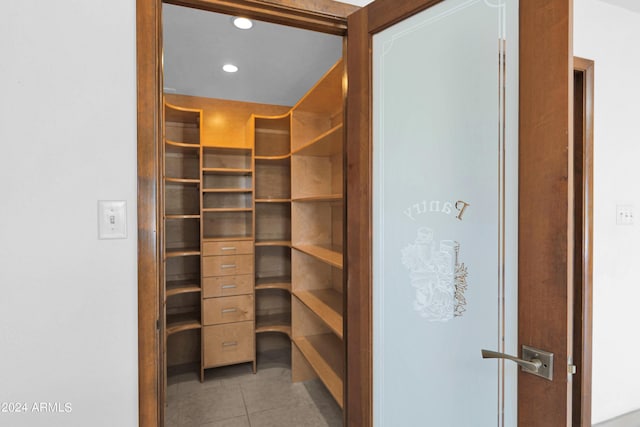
[
  {"xmin": 203, "ymin": 241, "xmax": 253, "ymax": 256},
  {"xmin": 203, "ymin": 294, "xmax": 254, "ymax": 325},
  {"xmin": 203, "ymin": 254, "xmax": 253, "ymax": 277},
  {"xmin": 203, "ymin": 321, "xmax": 254, "ymax": 368},
  {"xmin": 203, "ymin": 274, "xmax": 253, "ymax": 298}
]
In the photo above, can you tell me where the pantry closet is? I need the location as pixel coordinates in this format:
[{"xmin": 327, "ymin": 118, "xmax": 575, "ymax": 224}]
[{"xmin": 160, "ymin": 4, "xmax": 346, "ymax": 425}]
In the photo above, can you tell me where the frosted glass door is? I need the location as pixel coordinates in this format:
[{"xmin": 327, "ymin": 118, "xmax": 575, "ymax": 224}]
[{"xmin": 372, "ymin": 0, "xmax": 518, "ymax": 425}]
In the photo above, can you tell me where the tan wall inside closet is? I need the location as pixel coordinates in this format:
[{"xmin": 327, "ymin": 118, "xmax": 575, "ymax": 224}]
[{"xmin": 165, "ymin": 94, "xmax": 290, "ymax": 149}]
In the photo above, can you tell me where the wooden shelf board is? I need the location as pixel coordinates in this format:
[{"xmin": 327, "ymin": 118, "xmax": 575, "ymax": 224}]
[
  {"xmin": 165, "ymin": 139, "xmax": 200, "ymax": 149},
  {"xmin": 165, "ymin": 214, "xmax": 200, "ymax": 220},
  {"xmin": 293, "ymin": 289, "xmax": 343, "ymax": 339},
  {"xmin": 291, "ymin": 194, "xmax": 343, "ymax": 203},
  {"xmin": 202, "ymin": 236, "xmax": 254, "ymax": 243},
  {"xmin": 254, "ymin": 154, "xmax": 291, "ymax": 161},
  {"xmin": 202, "ymin": 167, "xmax": 252, "ymax": 175},
  {"xmin": 292, "ymin": 124, "xmax": 343, "ymax": 157},
  {"xmin": 165, "ymin": 248, "xmax": 201, "ymax": 258},
  {"xmin": 202, "ymin": 208, "xmax": 253, "ymax": 213},
  {"xmin": 255, "ymin": 240, "xmax": 291, "ymax": 247},
  {"xmin": 255, "ymin": 198, "xmax": 291, "ymax": 203},
  {"xmin": 255, "ymin": 127, "xmax": 289, "ymax": 135},
  {"xmin": 164, "ymin": 102, "xmax": 201, "ymax": 123},
  {"xmin": 202, "ymin": 146, "xmax": 251, "ymax": 152},
  {"xmin": 166, "ymin": 313, "xmax": 201, "ymax": 336},
  {"xmin": 255, "ymin": 277, "xmax": 292, "ymax": 292},
  {"xmin": 293, "ymin": 334, "xmax": 344, "ymax": 407},
  {"xmin": 203, "ymin": 235, "xmax": 253, "ymax": 241},
  {"xmin": 202, "ymin": 188, "xmax": 252, "ymax": 193},
  {"xmin": 293, "ymin": 244, "xmax": 343, "ymax": 269},
  {"xmin": 165, "ymin": 177, "xmax": 200, "ymax": 184},
  {"xmin": 166, "ymin": 280, "xmax": 201, "ymax": 297},
  {"xmin": 256, "ymin": 313, "xmax": 291, "ymax": 337}
]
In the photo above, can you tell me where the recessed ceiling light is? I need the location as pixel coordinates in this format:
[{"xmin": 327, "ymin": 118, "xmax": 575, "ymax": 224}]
[
  {"xmin": 232, "ymin": 17, "xmax": 253, "ymax": 30},
  {"xmin": 222, "ymin": 64, "xmax": 239, "ymax": 73}
]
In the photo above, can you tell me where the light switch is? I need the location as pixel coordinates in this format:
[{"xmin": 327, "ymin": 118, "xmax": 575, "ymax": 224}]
[
  {"xmin": 98, "ymin": 200, "xmax": 127, "ymax": 239},
  {"xmin": 616, "ymin": 204, "xmax": 634, "ymax": 226}
]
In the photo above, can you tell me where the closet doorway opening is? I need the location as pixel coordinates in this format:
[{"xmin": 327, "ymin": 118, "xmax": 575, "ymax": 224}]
[{"xmin": 138, "ymin": 1, "xmax": 356, "ymax": 426}]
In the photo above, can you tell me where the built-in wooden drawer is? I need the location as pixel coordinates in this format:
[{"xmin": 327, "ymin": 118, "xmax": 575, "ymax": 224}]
[
  {"xmin": 203, "ymin": 321, "xmax": 254, "ymax": 368},
  {"xmin": 203, "ymin": 254, "xmax": 253, "ymax": 277},
  {"xmin": 203, "ymin": 240, "xmax": 253, "ymax": 256},
  {"xmin": 203, "ymin": 294, "xmax": 254, "ymax": 325},
  {"xmin": 203, "ymin": 274, "xmax": 253, "ymax": 298}
]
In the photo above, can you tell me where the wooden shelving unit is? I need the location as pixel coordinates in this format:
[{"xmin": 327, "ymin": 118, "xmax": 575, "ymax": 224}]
[
  {"xmin": 163, "ymin": 102, "xmax": 203, "ymax": 376},
  {"xmin": 200, "ymin": 145, "xmax": 256, "ymax": 379},
  {"xmin": 290, "ymin": 59, "xmax": 345, "ymax": 408},
  {"xmin": 251, "ymin": 113, "xmax": 293, "ymax": 344}
]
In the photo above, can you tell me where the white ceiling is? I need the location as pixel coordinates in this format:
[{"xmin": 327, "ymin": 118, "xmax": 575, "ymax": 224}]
[{"xmin": 163, "ymin": 4, "xmax": 344, "ymax": 106}]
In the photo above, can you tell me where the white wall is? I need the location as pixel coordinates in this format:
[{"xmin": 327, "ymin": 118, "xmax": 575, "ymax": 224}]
[
  {"xmin": 0, "ymin": 1, "xmax": 138, "ymax": 426},
  {"xmin": 574, "ymin": 0, "xmax": 640, "ymax": 423}
]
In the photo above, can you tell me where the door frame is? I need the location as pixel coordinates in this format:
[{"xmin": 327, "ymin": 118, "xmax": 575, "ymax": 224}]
[
  {"xmin": 346, "ymin": 0, "xmax": 575, "ymax": 425},
  {"xmin": 136, "ymin": 1, "xmax": 356, "ymax": 426},
  {"xmin": 139, "ymin": 0, "xmax": 578, "ymax": 425},
  {"xmin": 573, "ymin": 56, "xmax": 594, "ymax": 427}
]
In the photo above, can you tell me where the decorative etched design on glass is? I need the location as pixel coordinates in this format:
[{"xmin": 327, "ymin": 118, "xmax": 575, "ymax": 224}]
[{"xmin": 401, "ymin": 227, "xmax": 468, "ymax": 321}]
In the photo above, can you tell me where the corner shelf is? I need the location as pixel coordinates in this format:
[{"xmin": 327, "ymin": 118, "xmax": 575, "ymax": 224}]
[
  {"xmin": 291, "ymin": 124, "xmax": 343, "ymax": 157},
  {"xmin": 165, "ymin": 248, "xmax": 201, "ymax": 258},
  {"xmin": 256, "ymin": 313, "xmax": 292, "ymax": 337},
  {"xmin": 166, "ymin": 312, "xmax": 201, "ymax": 336},
  {"xmin": 292, "ymin": 334, "xmax": 344, "ymax": 408},
  {"xmin": 166, "ymin": 279, "xmax": 201, "ymax": 297},
  {"xmin": 293, "ymin": 289, "xmax": 343, "ymax": 339},
  {"xmin": 165, "ymin": 177, "xmax": 200, "ymax": 185},
  {"xmin": 293, "ymin": 245, "xmax": 343, "ymax": 269},
  {"xmin": 255, "ymin": 276, "xmax": 292, "ymax": 292}
]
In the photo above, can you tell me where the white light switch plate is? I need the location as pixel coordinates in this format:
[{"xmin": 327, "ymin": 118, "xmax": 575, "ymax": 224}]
[
  {"xmin": 98, "ymin": 200, "xmax": 127, "ymax": 239},
  {"xmin": 616, "ymin": 204, "xmax": 634, "ymax": 226}
]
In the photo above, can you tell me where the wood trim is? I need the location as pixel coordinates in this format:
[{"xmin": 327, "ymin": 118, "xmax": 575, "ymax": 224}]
[
  {"xmin": 345, "ymin": 7, "xmax": 371, "ymax": 426},
  {"xmin": 164, "ymin": 0, "xmax": 356, "ymax": 34},
  {"xmin": 519, "ymin": 0, "xmax": 574, "ymax": 425},
  {"xmin": 137, "ymin": 1, "xmax": 352, "ymax": 426},
  {"xmin": 137, "ymin": 0, "xmax": 162, "ymax": 426},
  {"xmin": 572, "ymin": 56, "xmax": 594, "ymax": 427}
]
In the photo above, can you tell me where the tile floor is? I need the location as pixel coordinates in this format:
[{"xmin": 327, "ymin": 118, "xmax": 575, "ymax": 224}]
[{"xmin": 165, "ymin": 348, "xmax": 343, "ymax": 427}]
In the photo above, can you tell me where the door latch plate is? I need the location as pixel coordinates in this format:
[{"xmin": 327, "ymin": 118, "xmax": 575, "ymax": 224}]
[{"xmin": 522, "ymin": 345, "xmax": 553, "ymax": 380}]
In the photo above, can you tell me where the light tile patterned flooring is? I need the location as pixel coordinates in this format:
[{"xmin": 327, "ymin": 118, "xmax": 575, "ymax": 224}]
[{"xmin": 166, "ymin": 349, "xmax": 343, "ymax": 427}]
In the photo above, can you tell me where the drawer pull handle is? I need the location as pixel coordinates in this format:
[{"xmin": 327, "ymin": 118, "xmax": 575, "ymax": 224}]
[
  {"xmin": 221, "ymin": 264, "xmax": 236, "ymax": 269},
  {"xmin": 222, "ymin": 341, "xmax": 238, "ymax": 347},
  {"xmin": 222, "ymin": 308, "xmax": 237, "ymax": 313},
  {"xmin": 221, "ymin": 284, "xmax": 237, "ymax": 289},
  {"xmin": 221, "ymin": 247, "xmax": 236, "ymax": 251}
]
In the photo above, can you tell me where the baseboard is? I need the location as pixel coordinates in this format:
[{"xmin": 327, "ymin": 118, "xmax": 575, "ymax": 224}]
[{"xmin": 594, "ymin": 409, "xmax": 640, "ymax": 427}]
